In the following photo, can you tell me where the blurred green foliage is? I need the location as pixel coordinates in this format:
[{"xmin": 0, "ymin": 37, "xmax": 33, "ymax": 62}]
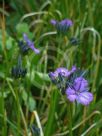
[{"xmin": 0, "ymin": 0, "xmax": 102, "ymax": 136}]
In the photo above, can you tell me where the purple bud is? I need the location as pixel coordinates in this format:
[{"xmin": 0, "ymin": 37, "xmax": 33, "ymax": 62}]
[
  {"xmin": 23, "ymin": 33, "xmax": 40, "ymax": 54},
  {"xmin": 60, "ymin": 19, "xmax": 73, "ymax": 27},
  {"xmin": 50, "ymin": 19, "xmax": 57, "ymax": 25}
]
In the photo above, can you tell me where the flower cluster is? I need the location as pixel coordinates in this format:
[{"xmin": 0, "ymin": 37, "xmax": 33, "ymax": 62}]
[
  {"xmin": 51, "ymin": 19, "xmax": 80, "ymax": 46},
  {"xmin": 49, "ymin": 66, "xmax": 93, "ymax": 105},
  {"xmin": 11, "ymin": 33, "xmax": 40, "ymax": 79},
  {"xmin": 50, "ymin": 19, "xmax": 73, "ymax": 34},
  {"xmin": 49, "ymin": 66, "xmax": 76, "ymax": 94}
]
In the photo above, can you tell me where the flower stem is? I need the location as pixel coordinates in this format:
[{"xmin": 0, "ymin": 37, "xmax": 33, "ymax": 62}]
[
  {"xmin": 44, "ymin": 90, "xmax": 59, "ymax": 136},
  {"xmin": 68, "ymin": 102, "xmax": 73, "ymax": 136}
]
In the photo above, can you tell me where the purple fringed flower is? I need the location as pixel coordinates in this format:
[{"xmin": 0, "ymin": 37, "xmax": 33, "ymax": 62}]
[
  {"xmin": 48, "ymin": 67, "xmax": 69, "ymax": 84},
  {"xmin": 59, "ymin": 19, "xmax": 73, "ymax": 27},
  {"xmin": 54, "ymin": 67, "xmax": 69, "ymax": 77},
  {"xmin": 50, "ymin": 19, "xmax": 73, "ymax": 34},
  {"xmin": 49, "ymin": 66, "xmax": 76, "ymax": 79},
  {"xmin": 66, "ymin": 77, "xmax": 93, "ymax": 105},
  {"xmin": 23, "ymin": 33, "xmax": 40, "ymax": 54},
  {"xmin": 49, "ymin": 66, "xmax": 77, "ymax": 94}
]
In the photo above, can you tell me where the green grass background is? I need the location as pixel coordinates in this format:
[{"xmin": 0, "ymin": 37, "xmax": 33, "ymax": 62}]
[{"xmin": 0, "ymin": 0, "xmax": 102, "ymax": 136}]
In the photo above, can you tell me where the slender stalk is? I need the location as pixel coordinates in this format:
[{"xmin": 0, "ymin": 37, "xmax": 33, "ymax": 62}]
[
  {"xmin": 45, "ymin": 31, "xmax": 68, "ymax": 135},
  {"xmin": 6, "ymin": 79, "xmax": 28, "ymax": 135},
  {"xmin": 0, "ymin": 81, "xmax": 7, "ymax": 136},
  {"xmin": 68, "ymin": 102, "xmax": 73, "ymax": 136},
  {"xmin": 56, "ymin": 35, "xmax": 63, "ymax": 67},
  {"xmin": 33, "ymin": 111, "xmax": 44, "ymax": 136},
  {"xmin": 0, "ymin": 1, "xmax": 7, "ymax": 135},
  {"xmin": 15, "ymin": 80, "xmax": 28, "ymax": 136},
  {"xmin": 44, "ymin": 90, "xmax": 59, "ymax": 136},
  {"xmin": 15, "ymin": 89, "xmax": 21, "ymax": 136}
]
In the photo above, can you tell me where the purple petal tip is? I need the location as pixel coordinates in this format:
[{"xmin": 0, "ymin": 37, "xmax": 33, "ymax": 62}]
[{"xmin": 50, "ymin": 19, "xmax": 57, "ymax": 25}]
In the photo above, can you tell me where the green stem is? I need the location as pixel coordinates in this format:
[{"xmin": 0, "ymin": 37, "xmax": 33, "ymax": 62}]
[
  {"xmin": 44, "ymin": 90, "xmax": 59, "ymax": 136},
  {"xmin": 56, "ymin": 35, "xmax": 62, "ymax": 66},
  {"xmin": 68, "ymin": 102, "xmax": 73, "ymax": 136},
  {"xmin": 15, "ymin": 89, "xmax": 21, "ymax": 136},
  {"xmin": 0, "ymin": 1, "xmax": 7, "ymax": 135},
  {"xmin": 0, "ymin": 81, "xmax": 7, "ymax": 136},
  {"xmin": 7, "ymin": 79, "xmax": 28, "ymax": 135}
]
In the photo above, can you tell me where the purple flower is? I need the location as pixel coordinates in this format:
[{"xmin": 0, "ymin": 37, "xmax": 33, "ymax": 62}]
[
  {"xmin": 69, "ymin": 66, "xmax": 77, "ymax": 74},
  {"xmin": 50, "ymin": 19, "xmax": 73, "ymax": 34},
  {"xmin": 50, "ymin": 19, "xmax": 57, "ymax": 25},
  {"xmin": 49, "ymin": 66, "xmax": 76, "ymax": 80},
  {"xmin": 55, "ymin": 67, "xmax": 70, "ymax": 77},
  {"xmin": 48, "ymin": 67, "xmax": 68, "ymax": 85},
  {"xmin": 59, "ymin": 19, "xmax": 73, "ymax": 27},
  {"xmin": 48, "ymin": 66, "xmax": 77, "ymax": 94},
  {"xmin": 23, "ymin": 33, "xmax": 40, "ymax": 54},
  {"xmin": 66, "ymin": 77, "xmax": 93, "ymax": 105},
  {"xmin": 48, "ymin": 72, "xmax": 57, "ymax": 83}
]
